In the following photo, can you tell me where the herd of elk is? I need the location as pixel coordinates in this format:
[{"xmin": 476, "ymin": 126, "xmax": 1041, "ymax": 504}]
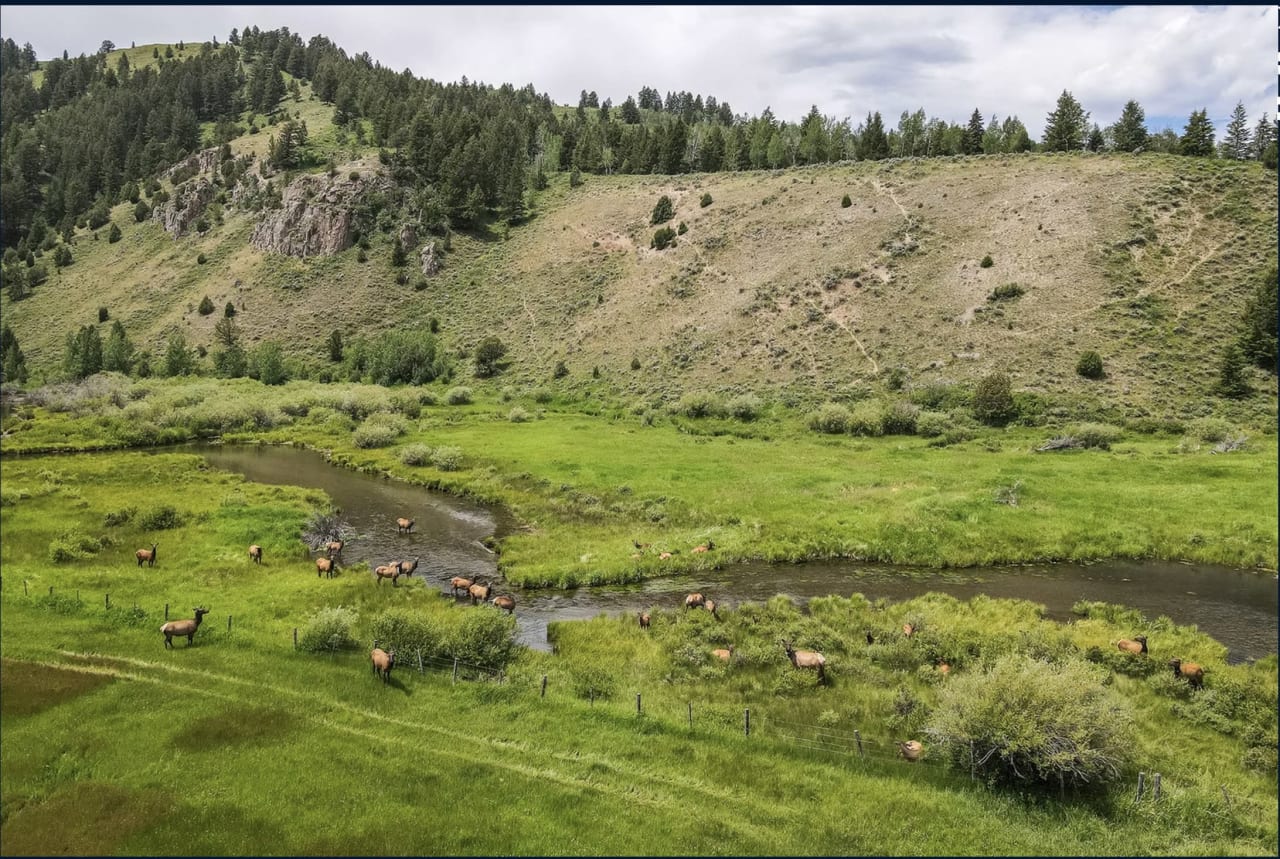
[
  {"xmin": 161, "ymin": 607, "xmax": 209, "ymax": 649},
  {"xmin": 135, "ymin": 543, "xmax": 158, "ymax": 568}
]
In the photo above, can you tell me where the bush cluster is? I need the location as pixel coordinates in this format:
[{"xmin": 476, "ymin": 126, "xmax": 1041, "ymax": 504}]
[{"xmin": 297, "ymin": 606, "xmax": 360, "ymax": 653}]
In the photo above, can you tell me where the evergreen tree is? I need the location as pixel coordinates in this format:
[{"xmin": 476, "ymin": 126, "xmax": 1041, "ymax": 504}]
[
  {"xmin": 1238, "ymin": 266, "xmax": 1278, "ymax": 373},
  {"xmin": 64, "ymin": 324, "xmax": 103, "ymax": 379},
  {"xmin": 1042, "ymin": 90, "xmax": 1089, "ymax": 151},
  {"xmin": 328, "ymin": 329, "xmax": 343, "ymax": 363},
  {"xmin": 1112, "ymin": 100, "xmax": 1149, "ymax": 152},
  {"xmin": 251, "ymin": 341, "xmax": 288, "ymax": 385},
  {"xmin": 213, "ymin": 315, "xmax": 247, "ymax": 378},
  {"xmin": 102, "ymin": 320, "xmax": 135, "ymax": 373},
  {"xmin": 163, "ymin": 330, "xmax": 194, "ymax": 377},
  {"xmin": 1221, "ymin": 101, "xmax": 1251, "ymax": 160},
  {"xmin": 1214, "ymin": 342, "xmax": 1251, "ymax": 398},
  {"xmin": 1086, "ymin": 124, "xmax": 1105, "ymax": 152},
  {"xmin": 859, "ymin": 111, "xmax": 889, "ymax": 160},
  {"xmin": 962, "ymin": 108, "xmax": 984, "ymax": 155},
  {"xmin": 1, "ymin": 324, "xmax": 28, "ymax": 384},
  {"xmin": 1179, "ymin": 109, "xmax": 1215, "ymax": 157},
  {"xmin": 1252, "ymin": 113, "xmax": 1275, "ymax": 160},
  {"xmin": 620, "ymin": 95, "xmax": 641, "ymax": 124}
]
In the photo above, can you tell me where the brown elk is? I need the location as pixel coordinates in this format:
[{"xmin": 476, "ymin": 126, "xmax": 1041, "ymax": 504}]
[
  {"xmin": 492, "ymin": 595, "xmax": 516, "ymax": 614},
  {"xmin": 396, "ymin": 517, "xmax": 415, "ymax": 534},
  {"xmin": 899, "ymin": 740, "xmax": 924, "ymax": 762},
  {"xmin": 395, "ymin": 557, "xmax": 420, "ymax": 578},
  {"xmin": 161, "ymin": 607, "xmax": 209, "ymax": 649},
  {"xmin": 135, "ymin": 543, "xmax": 158, "ymax": 568},
  {"xmin": 691, "ymin": 539, "xmax": 716, "ymax": 554},
  {"xmin": 632, "ymin": 540, "xmax": 650, "ymax": 552},
  {"xmin": 684, "ymin": 593, "xmax": 706, "ymax": 610},
  {"xmin": 1116, "ymin": 635, "xmax": 1148, "ymax": 655},
  {"xmin": 705, "ymin": 599, "xmax": 719, "ymax": 618},
  {"xmin": 450, "ymin": 576, "xmax": 474, "ymax": 596},
  {"xmin": 371, "ymin": 647, "xmax": 396, "ymax": 684},
  {"xmin": 712, "ymin": 645, "xmax": 735, "ymax": 663},
  {"xmin": 316, "ymin": 556, "xmax": 338, "ymax": 578},
  {"xmin": 374, "ymin": 563, "xmax": 404, "ymax": 586},
  {"xmin": 325, "ymin": 539, "xmax": 345, "ymax": 557},
  {"xmin": 937, "ymin": 661, "xmax": 951, "ymax": 676},
  {"xmin": 781, "ymin": 639, "xmax": 827, "ymax": 683},
  {"xmin": 469, "ymin": 581, "xmax": 492, "ymax": 604},
  {"xmin": 248, "ymin": 544, "xmax": 263, "ymax": 564},
  {"xmin": 659, "ymin": 551, "xmax": 678, "ymax": 560},
  {"xmin": 902, "ymin": 622, "xmax": 916, "ymax": 638},
  {"xmin": 638, "ymin": 611, "xmax": 651, "ymax": 629},
  {"xmin": 1169, "ymin": 658, "xmax": 1205, "ymax": 689}
]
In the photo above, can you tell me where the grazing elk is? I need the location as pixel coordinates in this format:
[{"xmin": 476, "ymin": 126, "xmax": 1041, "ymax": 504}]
[
  {"xmin": 325, "ymin": 539, "xmax": 345, "ymax": 557},
  {"xmin": 638, "ymin": 611, "xmax": 651, "ymax": 629},
  {"xmin": 468, "ymin": 581, "xmax": 492, "ymax": 604},
  {"xmin": 450, "ymin": 576, "xmax": 474, "ymax": 596},
  {"xmin": 1169, "ymin": 658, "xmax": 1205, "ymax": 689},
  {"xmin": 781, "ymin": 639, "xmax": 827, "ymax": 683},
  {"xmin": 705, "ymin": 599, "xmax": 719, "ymax": 619},
  {"xmin": 684, "ymin": 593, "xmax": 706, "ymax": 610},
  {"xmin": 371, "ymin": 647, "xmax": 396, "ymax": 684},
  {"xmin": 161, "ymin": 607, "xmax": 209, "ymax": 649},
  {"xmin": 492, "ymin": 595, "xmax": 516, "ymax": 614},
  {"xmin": 902, "ymin": 622, "xmax": 916, "ymax": 638},
  {"xmin": 374, "ymin": 563, "xmax": 404, "ymax": 586},
  {"xmin": 248, "ymin": 544, "xmax": 263, "ymax": 564},
  {"xmin": 316, "ymin": 556, "xmax": 338, "ymax": 578},
  {"xmin": 712, "ymin": 645, "xmax": 735, "ymax": 663},
  {"xmin": 396, "ymin": 517, "xmax": 415, "ymax": 534},
  {"xmin": 899, "ymin": 740, "xmax": 924, "ymax": 762},
  {"xmin": 1116, "ymin": 635, "xmax": 1148, "ymax": 655},
  {"xmin": 135, "ymin": 542, "xmax": 158, "ymax": 568},
  {"xmin": 691, "ymin": 540, "xmax": 716, "ymax": 554}
]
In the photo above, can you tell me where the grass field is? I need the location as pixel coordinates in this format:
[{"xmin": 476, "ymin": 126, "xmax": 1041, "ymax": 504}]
[{"xmin": 1, "ymin": 451, "xmax": 1276, "ymax": 855}]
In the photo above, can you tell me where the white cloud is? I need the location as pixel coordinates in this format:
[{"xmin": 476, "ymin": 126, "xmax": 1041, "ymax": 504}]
[{"xmin": 0, "ymin": 4, "xmax": 1272, "ymax": 137}]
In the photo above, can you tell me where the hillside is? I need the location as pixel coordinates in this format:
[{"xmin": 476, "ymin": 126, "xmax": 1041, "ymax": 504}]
[{"xmin": 3, "ymin": 145, "xmax": 1275, "ymax": 416}]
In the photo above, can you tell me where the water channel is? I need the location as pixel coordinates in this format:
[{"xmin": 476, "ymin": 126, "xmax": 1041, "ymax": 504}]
[{"xmin": 189, "ymin": 443, "xmax": 1278, "ymax": 663}]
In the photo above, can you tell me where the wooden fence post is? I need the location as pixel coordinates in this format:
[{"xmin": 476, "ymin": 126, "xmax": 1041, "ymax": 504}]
[
  {"xmin": 24, "ymin": 580, "xmax": 28, "ymax": 596},
  {"xmin": 744, "ymin": 708, "xmax": 751, "ymax": 737},
  {"xmin": 165, "ymin": 603, "xmax": 169, "ymax": 620},
  {"xmin": 1136, "ymin": 772, "xmax": 1146, "ymax": 802},
  {"xmin": 636, "ymin": 693, "xmax": 642, "ymax": 714},
  {"xmin": 105, "ymin": 593, "xmax": 110, "ymax": 609},
  {"xmin": 540, "ymin": 675, "xmax": 547, "ymax": 698},
  {"xmin": 452, "ymin": 657, "xmax": 459, "ymax": 684},
  {"xmin": 49, "ymin": 585, "xmax": 53, "ymax": 596},
  {"xmin": 854, "ymin": 730, "xmax": 864, "ymax": 757},
  {"xmin": 1153, "ymin": 773, "xmax": 1161, "ymax": 801},
  {"xmin": 293, "ymin": 628, "xmax": 298, "ymax": 648},
  {"xmin": 688, "ymin": 701, "xmax": 693, "ymax": 729},
  {"xmin": 227, "ymin": 615, "xmax": 232, "ymax": 633}
]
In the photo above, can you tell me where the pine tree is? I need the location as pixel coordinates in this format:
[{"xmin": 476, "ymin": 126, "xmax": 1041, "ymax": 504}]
[
  {"xmin": 1042, "ymin": 90, "xmax": 1089, "ymax": 151},
  {"xmin": 1252, "ymin": 113, "xmax": 1275, "ymax": 160},
  {"xmin": 102, "ymin": 320, "xmax": 135, "ymax": 373},
  {"xmin": 1238, "ymin": 266, "xmax": 1278, "ymax": 373},
  {"xmin": 962, "ymin": 108, "xmax": 984, "ymax": 155},
  {"xmin": 1221, "ymin": 102, "xmax": 1251, "ymax": 160},
  {"xmin": 1215, "ymin": 342, "xmax": 1251, "ymax": 398},
  {"xmin": 1112, "ymin": 100, "xmax": 1148, "ymax": 152},
  {"xmin": 1179, "ymin": 109, "xmax": 1215, "ymax": 157},
  {"xmin": 859, "ymin": 112, "xmax": 889, "ymax": 160},
  {"xmin": 1086, "ymin": 124, "xmax": 1104, "ymax": 152}
]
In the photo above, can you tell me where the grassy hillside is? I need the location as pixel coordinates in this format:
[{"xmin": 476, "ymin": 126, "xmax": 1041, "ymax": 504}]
[{"xmin": 3, "ymin": 149, "xmax": 1275, "ymax": 417}]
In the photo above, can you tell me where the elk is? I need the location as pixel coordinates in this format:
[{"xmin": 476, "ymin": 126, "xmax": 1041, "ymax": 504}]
[
  {"xmin": 781, "ymin": 639, "xmax": 827, "ymax": 683},
  {"xmin": 712, "ymin": 645, "xmax": 735, "ymax": 663},
  {"xmin": 374, "ymin": 563, "xmax": 404, "ymax": 586},
  {"xmin": 248, "ymin": 544, "xmax": 263, "ymax": 564},
  {"xmin": 899, "ymin": 740, "xmax": 924, "ymax": 762},
  {"xmin": 325, "ymin": 539, "xmax": 345, "ymax": 557},
  {"xmin": 865, "ymin": 630, "xmax": 875, "ymax": 645},
  {"xmin": 691, "ymin": 539, "xmax": 716, "ymax": 554},
  {"xmin": 135, "ymin": 542, "xmax": 158, "ymax": 568},
  {"xmin": 705, "ymin": 599, "xmax": 719, "ymax": 618},
  {"xmin": 469, "ymin": 581, "xmax": 492, "ymax": 604},
  {"xmin": 936, "ymin": 661, "xmax": 951, "ymax": 676},
  {"xmin": 684, "ymin": 593, "xmax": 706, "ymax": 610},
  {"xmin": 902, "ymin": 622, "xmax": 916, "ymax": 638},
  {"xmin": 316, "ymin": 556, "xmax": 338, "ymax": 578},
  {"xmin": 638, "ymin": 611, "xmax": 651, "ymax": 629},
  {"xmin": 632, "ymin": 540, "xmax": 650, "ymax": 552},
  {"xmin": 492, "ymin": 595, "xmax": 516, "ymax": 614},
  {"xmin": 659, "ymin": 551, "xmax": 678, "ymax": 560},
  {"xmin": 371, "ymin": 647, "xmax": 396, "ymax": 684},
  {"xmin": 1116, "ymin": 635, "xmax": 1148, "ymax": 655},
  {"xmin": 161, "ymin": 607, "xmax": 209, "ymax": 649},
  {"xmin": 396, "ymin": 517, "xmax": 415, "ymax": 534},
  {"xmin": 395, "ymin": 557, "xmax": 420, "ymax": 578},
  {"xmin": 450, "ymin": 576, "xmax": 474, "ymax": 596},
  {"xmin": 1169, "ymin": 658, "xmax": 1205, "ymax": 689}
]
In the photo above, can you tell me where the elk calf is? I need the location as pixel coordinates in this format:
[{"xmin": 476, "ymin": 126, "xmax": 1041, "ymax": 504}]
[{"xmin": 396, "ymin": 518, "xmax": 415, "ymax": 534}]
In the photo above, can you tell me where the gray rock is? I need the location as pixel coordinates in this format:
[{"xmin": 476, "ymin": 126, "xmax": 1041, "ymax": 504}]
[
  {"xmin": 420, "ymin": 240, "xmax": 441, "ymax": 276},
  {"xmin": 151, "ymin": 178, "xmax": 216, "ymax": 238},
  {"xmin": 250, "ymin": 171, "xmax": 393, "ymax": 258}
]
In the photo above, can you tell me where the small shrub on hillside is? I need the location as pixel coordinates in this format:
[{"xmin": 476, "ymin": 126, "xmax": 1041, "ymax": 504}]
[
  {"xmin": 841, "ymin": 194, "xmax": 852, "ymax": 208},
  {"xmin": 133, "ymin": 201, "xmax": 151, "ymax": 222},
  {"xmin": 925, "ymin": 655, "xmax": 1133, "ymax": 791},
  {"xmin": 196, "ymin": 253, "xmax": 208, "ymax": 264},
  {"xmin": 700, "ymin": 193, "xmax": 713, "ymax": 208},
  {"xmin": 881, "ymin": 401, "xmax": 920, "ymax": 435},
  {"xmin": 1069, "ymin": 352, "xmax": 1103, "ymax": 381},
  {"xmin": 1187, "ymin": 417, "xmax": 1236, "ymax": 443},
  {"xmin": 677, "ymin": 221, "xmax": 688, "ymax": 235},
  {"xmin": 979, "ymin": 254, "xmax": 994, "ymax": 268},
  {"xmin": 915, "ymin": 410, "xmax": 949, "ymax": 438},
  {"xmin": 298, "ymin": 606, "xmax": 360, "ymax": 653},
  {"xmin": 533, "ymin": 388, "xmax": 554, "ymax": 404},
  {"xmin": 674, "ymin": 392, "xmax": 723, "ymax": 419},
  {"xmin": 1214, "ymin": 342, "xmax": 1252, "ymax": 398},
  {"xmin": 972, "ymin": 372, "xmax": 1016, "ymax": 426},
  {"xmin": 988, "ymin": 283, "xmax": 1024, "ymax": 301},
  {"xmin": 399, "ymin": 443, "xmax": 433, "ymax": 466},
  {"xmin": 630, "ymin": 356, "xmax": 642, "ymax": 371},
  {"xmin": 1066, "ymin": 423, "xmax": 1123, "ymax": 449},
  {"xmin": 430, "ymin": 446, "xmax": 463, "ymax": 471},
  {"xmin": 809, "ymin": 402, "xmax": 852, "ymax": 434},
  {"xmin": 728, "ymin": 394, "xmax": 762, "ymax": 422},
  {"xmin": 48, "ymin": 531, "xmax": 104, "ymax": 563},
  {"xmin": 927, "ymin": 426, "xmax": 977, "ymax": 447},
  {"xmin": 651, "ymin": 226, "xmax": 677, "ymax": 250},
  {"xmin": 446, "ymin": 608, "xmax": 518, "ymax": 672},
  {"xmin": 137, "ymin": 505, "xmax": 184, "ymax": 530},
  {"xmin": 445, "ymin": 386, "xmax": 473, "ymax": 405},
  {"xmin": 508, "ymin": 406, "xmax": 531, "ymax": 423},
  {"xmin": 651, "ymin": 195, "xmax": 675, "ymax": 224},
  {"xmin": 107, "ymin": 223, "xmax": 122, "ymax": 243},
  {"xmin": 198, "ymin": 296, "xmax": 215, "ymax": 315},
  {"xmin": 848, "ymin": 401, "xmax": 886, "ymax": 436},
  {"xmin": 552, "ymin": 361, "xmax": 569, "ymax": 379},
  {"xmin": 103, "ymin": 507, "xmax": 135, "ymax": 527}
]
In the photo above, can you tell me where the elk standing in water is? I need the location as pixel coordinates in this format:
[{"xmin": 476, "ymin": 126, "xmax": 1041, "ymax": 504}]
[{"xmin": 396, "ymin": 518, "xmax": 415, "ymax": 534}]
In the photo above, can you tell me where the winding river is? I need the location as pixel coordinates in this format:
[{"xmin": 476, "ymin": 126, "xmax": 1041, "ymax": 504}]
[{"xmin": 190, "ymin": 443, "xmax": 1278, "ymax": 663}]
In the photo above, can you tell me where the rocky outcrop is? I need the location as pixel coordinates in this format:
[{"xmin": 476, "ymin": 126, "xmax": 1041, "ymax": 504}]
[
  {"xmin": 152, "ymin": 178, "xmax": 216, "ymax": 238},
  {"xmin": 250, "ymin": 172, "xmax": 393, "ymax": 259},
  {"xmin": 420, "ymin": 240, "xmax": 441, "ymax": 276},
  {"xmin": 168, "ymin": 147, "xmax": 221, "ymax": 180},
  {"xmin": 399, "ymin": 223, "xmax": 418, "ymax": 252}
]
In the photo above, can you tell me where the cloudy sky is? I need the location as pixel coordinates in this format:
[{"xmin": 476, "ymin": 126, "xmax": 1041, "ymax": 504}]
[{"xmin": 0, "ymin": 5, "xmax": 1274, "ymax": 138}]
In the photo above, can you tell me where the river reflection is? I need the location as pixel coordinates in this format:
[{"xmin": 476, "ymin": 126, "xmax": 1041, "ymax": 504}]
[{"xmin": 189, "ymin": 443, "xmax": 1277, "ymax": 663}]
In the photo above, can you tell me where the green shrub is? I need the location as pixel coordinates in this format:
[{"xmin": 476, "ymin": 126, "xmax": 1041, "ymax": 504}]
[
  {"xmin": 508, "ymin": 406, "xmax": 531, "ymax": 423},
  {"xmin": 430, "ymin": 446, "xmax": 463, "ymax": 471},
  {"xmin": 1075, "ymin": 351, "xmax": 1104, "ymax": 379},
  {"xmin": 298, "ymin": 606, "xmax": 360, "ymax": 653},
  {"xmin": 925, "ymin": 655, "xmax": 1133, "ymax": 791},
  {"xmin": 651, "ymin": 195, "xmax": 675, "ymax": 224},
  {"xmin": 972, "ymin": 372, "xmax": 1015, "ymax": 426},
  {"xmin": 700, "ymin": 193, "xmax": 713, "ymax": 208},
  {"xmin": 108, "ymin": 223, "xmax": 122, "ymax": 243},
  {"xmin": 352, "ymin": 423, "xmax": 399, "ymax": 449},
  {"xmin": 674, "ymin": 392, "xmax": 722, "ymax": 418},
  {"xmin": 881, "ymin": 401, "xmax": 920, "ymax": 435},
  {"xmin": 446, "ymin": 608, "xmax": 518, "ymax": 672},
  {"xmin": 727, "ymin": 394, "xmax": 762, "ymax": 422},
  {"xmin": 445, "ymin": 386, "xmax": 473, "ymax": 405},
  {"xmin": 979, "ymin": 254, "xmax": 994, "ymax": 268},
  {"xmin": 48, "ymin": 531, "xmax": 104, "ymax": 563},
  {"xmin": 651, "ymin": 226, "xmax": 677, "ymax": 250},
  {"xmin": 677, "ymin": 221, "xmax": 688, "ymax": 235},
  {"xmin": 137, "ymin": 505, "xmax": 183, "ymax": 530},
  {"xmin": 532, "ymin": 388, "xmax": 554, "ymax": 404},
  {"xmin": 196, "ymin": 253, "xmax": 207, "ymax": 264},
  {"xmin": 809, "ymin": 403, "xmax": 852, "ymax": 434},
  {"xmin": 552, "ymin": 361, "xmax": 569, "ymax": 380},
  {"xmin": 103, "ymin": 507, "xmax": 135, "ymax": 527},
  {"xmin": 399, "ymin": 443, "xmax": 433, "ymax": 466},
  {"xmin": 1066, "ymin": 422, "xmax": 1123, "ymax": 449},
  {"xmin": 369, "ymin": 608, "xmax": 443, "ymax": 659},
  {"xmin": 915, "ymin": 411, "xmax": 949, "ymax": 438},
  {"xmin": 988, "ymin": 282, "xmax": 1024, "ymax": 301},
  {"xmin": 1187, "ymin": 417, "xmax": 1235, "ymax": 443},
  {"xmin": 841, "ymin": 194, "xmax": 852, "ymax": 208},
  {"xmin": 198, "ymin": 296, "xmax": 215, "ymax": 315},
  {"xmin": 848, "ymin": 401, "xmax": 886, "ymax": 436}
]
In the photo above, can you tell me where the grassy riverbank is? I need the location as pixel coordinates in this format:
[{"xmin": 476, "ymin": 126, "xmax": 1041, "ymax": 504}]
[
  {"xmin": 1, "ymin": 451, "xmax": 1276, "ymax": 855},
  {"xmin": 3, "ymin": 376, "xmax": 1275, "ymax": 585}
]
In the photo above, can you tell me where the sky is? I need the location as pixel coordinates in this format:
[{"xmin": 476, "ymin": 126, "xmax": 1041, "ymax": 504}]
[{"xmin": 0, "ymin": 4, "xmax": 1274, "ymax": 139}]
